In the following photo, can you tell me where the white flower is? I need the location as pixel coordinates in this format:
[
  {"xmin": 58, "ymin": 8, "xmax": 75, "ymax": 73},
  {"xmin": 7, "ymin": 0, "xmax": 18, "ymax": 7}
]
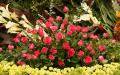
[
  {"xmin": 19, "ymin": 20, "xmax": 32, "ymax": 29},
  {"xmin": 0, "ymin": 16, "xmax": 7, "ymax": 23},
  {"xmin": 21, "ymin": 14, "xmax": 31, "ymax": 24},
  {"xmin": 4, "ymin": 21, "xmax": 19, "ymax": 28},
  {"xmin": 7, "ymin": 26, "xmax": 21, "ymax": 33},
  {"xmin": 11, "ymin": 12, "xmax": 19, "ymax": 21}
]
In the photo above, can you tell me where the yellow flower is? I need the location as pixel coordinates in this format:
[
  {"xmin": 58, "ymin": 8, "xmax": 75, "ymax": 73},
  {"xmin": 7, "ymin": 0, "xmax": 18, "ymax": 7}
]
[{"xmin": 116, "ymin": 11, "xmax": 120, "ymax": 17}]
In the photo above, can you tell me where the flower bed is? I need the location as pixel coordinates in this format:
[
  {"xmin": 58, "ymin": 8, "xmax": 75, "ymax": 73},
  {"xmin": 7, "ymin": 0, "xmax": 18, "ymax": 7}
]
[{"xmin": 0, "ymin": 61, "xmax": 120, "ymax": 75}]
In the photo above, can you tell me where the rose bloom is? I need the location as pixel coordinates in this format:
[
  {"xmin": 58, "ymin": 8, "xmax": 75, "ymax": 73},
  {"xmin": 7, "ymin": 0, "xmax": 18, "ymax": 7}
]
[
  {"xmin": 34, "ymin": 50, "xmax": 40, "ymax": 57},
  {"xmin": 36, "ymin": 19, "xmax": 43, "ymax": 24},
  {"xmin": 43, "ymin": 36, "xmax": 52, "ymax": 45},
  {"xmin": 90, "ymin": 34, "xmax": 99, "ymax": 40},
  {"xmin": 8, "ymin": 44, "xmax": 14, "ymax": 50},
  {"xmin": 48, "ymin": 55, "xmax": 55, "ymax": 61},
  {"xmin": 0, "ymin": 48, "xmax": 3, "ymax": 52},
  {"xmin": 50, "ymin": 48, "xmax": 57, "ymax": 54},
  {"xmin": 62, "ymin": 18, "xmax": 68, "ymax": 25},
  {"xmin": 83, "ymin": 56, "xmax": 92, "ymax": 64},
  {"xmin": 17, "ymin": 61, "xmax": 26, "ymax": 66},
  {"xmin": 103, "ymin": 33, "xmax": 109, "ymax": 38},
  {"xmin": 60, "ymin": 24, "xmax": 65, "ymax": 30},
  {"xmin": 83, "ymin": 33, "xmax": 88, "ymax": 38},
  {"xmin": 41, "ymin": 47, "xmax": 48, "ymax": 54},
  {"xmin": 90, "ymin": 50, "xmax": 96, "ymax": 55},
  {"xmin": 76, "ymin": 26, "xmax": 81, "ymax": 32},
  {"xmin": 38, "ymin": 28, "xmax": 44, "ymax": 37},
  {"xmin": 55, "ymin": 32, "xmax": 64, "ymax": 40},
  {"xmin": 69, "ymin": 25, "xmax": 76, "ymax": 32},
  {"xmin": 111, "ymin": 39, "xmax": 116, "ymax": 44},
  {"xmin": 26, "ymin": 28, "xmax": 32, "ymax": 33},
  {"xmin": 21, "ymin": 37, "xmax": 28, "ymax": 43},
  {"xmin": 68, "ymin": 48, "xmax": 75, "ymax": 58},
  {"xmin": 98, "ymin": 45, "xmax": 106, "ymax": 52},
  {"xmin": 31, "ymin": 29, "xmax": 37, "ymax": 34},
  {"xmin": 58, "ymin": 60, "xmax": 65, "ymax": 67},
  {"xmin": 21, "ymin": 53, "xmax": 27, "ymax": 58},
  {"xmin": 16, "ymin": 33, "xmax": 21, "ymax": 38},
  {"xmin": 67, "ymin": 31, "xmax": 73, "ymax": 36},
  {"xmin": 26, "ymin": 53, "xmax": 32, "ymax": 59},
  {"xmin": 56, "ymin": 16, "xmax": 62, "ymax": 21},
  {"xmin": 81, "ymin": 27, "xmax": 89, "ymax": 33},
  {"xmin": 48, "ymin": 16, "xmax": 54, "ymax": 23},
  {"xmin": 87, "ymin": 43, "xmax": 92, "ymax": 51},
  {"xmin": 78, "ymin": 40, "xmax": 84, "ymax": 46},
  {"xmin": 31, "ymin": 54, "xmax": 38, "ymax": 60},
  {"xmin": 63, "ymin": 6, "xmax": 69, "ymax": 13},
  {"xmin": 28, "ymin": 43, "xmax": 35, "ymax": 50},
  {"xmin": 78, "ymin": 50, "xmax": 84, "ymax": 57},
  {"xmin": 98, "ymin": 56, "xmax": 105, "ymax": 62},
  {"xmin": 13, "ymin": 37, "xmax": 20, "ymax": 43},
  {"xmin": 45, "ymin": 21, "xmax": 52, "ymax": 28},
  {"xmin": 50, "ymin": 26, "xmax": 57, "ymax": 32},
  {"xmin": 62, "ymin": 42, "xmax": 70, "ymax": 49}
]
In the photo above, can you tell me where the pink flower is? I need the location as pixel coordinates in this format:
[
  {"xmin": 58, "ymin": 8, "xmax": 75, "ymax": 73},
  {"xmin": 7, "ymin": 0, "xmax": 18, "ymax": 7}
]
[
  {"xmin": 111, "ymin": 39, "xmax": 116, "ymax": 44},
  {"xmin": 58, "ymin": 60, "xmax": 65, "ymax": 67},
  {"xmin": 83, "ymin": 56, "xmax": 92, "ymax": 64},
  {"xmin": 90, "ymin": 34, "xmax": 99, "ymax": 40},
  {"xmin": 98, "ymin": 45, "xmax": 106, "ymax": 52},
  {"xmin": 16, "ymin": 33, "xmax": 22, "ymax": 38},
  {"xmin": 0, "ymin": 48, "xmax": 3, "ymax": 52},
  {"xmin": 45, "ymin": 21, "xmax": 52, "ymax": 28},
  {"xmin": 36, "ymin": 19, "xmax": 43, "ymax": 24},
  {"xmin": 76, "ymin": 26, "xmax": 81, "ymax": 32},
  {"xmin": 87, "ymin": 43, "xmax": 92, "ymax": 51},
  {"xmin": 43, "ymin": 36, "xmax": 52, "ymax": 45},
  {"xmin": 21, "ymin": 37, "xmax": 28, "ymax": 43},
  {"xmin": 38, "ymin": 28, "xmax": 44, "ymax": 37},
  {"xmin": 50, "ymin": 26, "xmax": 57, "ymax": 32},
  {"xmin": 78, "ymin": 40, "xmax": 84, "ymax": 46},
  {"xmin": 17, "ymin": 61, "xmax": 26, "ymax": 66},
  {"xmin": 48, "ymin": 55, "xmax": 55, "ymax": 61},
  {"xmin": 62, "ymin": 42, "xmax": 70, "ymax": 49},
  {"xmin": 81, "ymin": 27, "xmax": 89, "ymax": 33},
  {"xmin": 60, "ymin": 24, "xmax": 65, "ymax": 30},
  {"xmin": 48, "ymin": 16, "xmax": 54, "ymax": 23},
  {"xmin": 55, "ymin": 32, "xmax": 64, "ymax": 40},
  {"xmin": 26, "ymin": 53, "xmax": 32, "ymax": 59},
  {"xmin": 62, "ymin": 18, "xmax": 68, "ymax": 25},
  {"xmin": 98, "ymin": 56, "xmax": 105, "ymax": 62},
  {"xmin": 28, "ymin": 43, "xmax": 35, "ymax": 50},
  {"xmin": 8, "ymin": 45, "xmax": 14, "ymax": 50},
  {"xmin": 69, "ymin": 25, "xmax": 76, "ymax": 32},
  {"xmin": 34, "ymin": 50, "xmax": 40, "ymax": 57},
  {"xmin": 78, "ymin": 50, "xmax": 84, "ymax": 57},
  {"xmin": 83, "ymin": 33, "xmax": 88, "ymax": 38},
  {"xmin": 31, "ymin": 29, "xmax": 37, "ymax": 34},
  {"xmin": 68, "ymin": 48, "xmax": 75, "ymax": 58},
  {"xmin": 41, "ymin": 47, "xmax": 48, "ymax": 54},
  {"xmin": 21, "ymin": 53, "xmax": 27, "ymax": 58},
  {"xmin": 32, "ymin": 54, "xmax": 38, "ymax": 60},
  {"xmin": 67, "ymin": 31, "xmax": 73, "ymax": 36},
  {"xmin": 63, "ymin": 6, "xmax": 69, "ymax": 13},
  {"xmin": 103, "ymin": 33, "xmax": 109, "ymax": 38},
  {"xmin": 26, "ymin": 28, "xmax": 32, "ymax": 33},
  {"xmin": 56, "ymin": 16, "xmax": 62, "ymax": 21},
  {"xmin": 50, "ymin": 48, "xmax": 57, "ymax": 54},
  {"xmin": 90, "ymin": 50, "xmax": 96, "ymax": 55},
  {"xmin": 13, "ymin": 38, "xmax": 20, "ymax": 43}
]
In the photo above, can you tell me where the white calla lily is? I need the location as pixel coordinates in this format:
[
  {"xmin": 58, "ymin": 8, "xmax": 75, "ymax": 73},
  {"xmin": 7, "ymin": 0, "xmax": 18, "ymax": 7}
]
[
  {"xmin": 19, "ymin": 20, "xmax": 32, "ymax": 29},
  {"xmin": 4, "ymin": 21, "xmax": 19, "ymax": 28},
  {"xmin": 7, "ymin": 26, "xmax": 21, "ymax": 33},
  {"xmin": 0, "ymin": 16, "xmax": 7, "ymax": 23}
]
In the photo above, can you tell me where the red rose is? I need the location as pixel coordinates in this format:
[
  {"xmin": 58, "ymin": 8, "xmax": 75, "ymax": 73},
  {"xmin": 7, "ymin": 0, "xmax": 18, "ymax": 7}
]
[
  {"xmin": 45, "ymin": 21, "xmax": 52, "ymax": 28},
  {"xmin": 78, "ymin": 40, "xmax": 84, "ymax": 46},
  {"xmin": 83, "ymin": 33, "xmax": 88, "ymax": 38},
  {"xmin": 26, "ymin": 28, "xmax": 32, "ymax": 33},
  {"xmin": 90, "ymin": 34, "xmax": 99, "ymax": 40},
  {"xmin": 81, "ymin": 27, "xmax": 89, "ymax": 33},
  {"xmin": 0, "ymin": 48, "xmax": 3, "ymax": 52},
  {"xmin": 17, "ymin": 61, "xmax": 26, "ymax": 66},
  {"xmin": 98, "ymin": 56, "xmax": 105, "ymax": 62},
  {"xmin": 62, "ymin": 18, "xmax": 68, "ymax": 25},
  {"xmin": 83, "ymin": 56, "xmax": 92, "ymax": 64},
  {"xmin": 38, "ymin": 28, "xmax": 44, "ymax": 37},
  {"xmin": 48, "ymin": 55, "xmax": 55, "ymax": 61},
  {"xmin": 48, "ymin": 16, "xmax": 54, "ymax": 23},
  {"xmin": 21, "ymin": 53, "xmax": 27, "ymax": 58},
  {"xmin": 90, "ymin": 50, "xmax": 96, "ymax": 55},
  {"xmin": 98, "ymin": 45, "xmax": 106, "ymax": 52},
  {"xmin": 68, "ymin": 48, "xmax": 75, "ymax": 58},
  {"xmin": 50, "ymin": 26, "xmax": 57, "ymax": 32},
  {"xmin": 78, "ymin": 50, "xmax": 84, "ymax": 57},
  {"xmin": 63, "ymin": 6, "xmax": 69, "ymax": 13},
  {"xmin": 21, "ymin": 37, "xmax": 28, "ymax": 43},
  {"xmin": 103, "ymin": 33, "xmax": 109, "ymax": 38},
  {"xmin": 41, "ymin": 47, "xmax": 48, "ymax": 54},
  {"xmin": 62, "ymin": 42, "xmax": 70, "ymax": 49},
  {"xmin": 28, "ymin": 43, "xmax": 35, "ymax": 50},
  {"xmin": 36, "ymin": 19, "xmax": 43, "ymax": 24},
  {"xmin": 58, "ymin": 60, "xmax": 65, "ymax": 67},
  {"xmin": 87, "ymin": 43, "xmax": 92, "ymax": 51},
  {"xmin": 69, "ymin": 25, "xmax": 76, "ymax": 32},
  {"xmin": 76, "ymin": 26, "xmax": 81, "ymax": 32},
  {"xmin": 31, "ymin": 29, "xmax": 37, "ymax": 34},
  {"xmin": 16, "ymin": 33, "xmax": 21, "ymax": 38},
  {"xmin": 34, "ymin": 50, "xmax": 40, "ymax": 57},
  {"xmin": 50, "ymin": 48, "xmax": 57, "ymax": 54},
  {"xmin": 67, "ymin": 31, "xmax": 73, "ymax": 36},
  {"xmin": 56, "ymin": 16, "xmax": 62, "ymax": 21},
  {"xmin": 55, "ymin": 32, "xmax": 64, "ymax": 40},
  {"xmin": 8, "ymin": 45, "xmax": 14, "ymax": 50},
  {"xmin": 60, "ymin": 24, "xmax": 65, "ymax": 30},
  {"xmin": 32, "ymin": 54, "xmax": 38, "ymax": 60},
  {"xmin": 43, "ymin": 36, "xmax": 52, "ymax": 45},
  {"xmin": 13, "ymin": 37, "xmax": 20, "ymax": 43}
]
